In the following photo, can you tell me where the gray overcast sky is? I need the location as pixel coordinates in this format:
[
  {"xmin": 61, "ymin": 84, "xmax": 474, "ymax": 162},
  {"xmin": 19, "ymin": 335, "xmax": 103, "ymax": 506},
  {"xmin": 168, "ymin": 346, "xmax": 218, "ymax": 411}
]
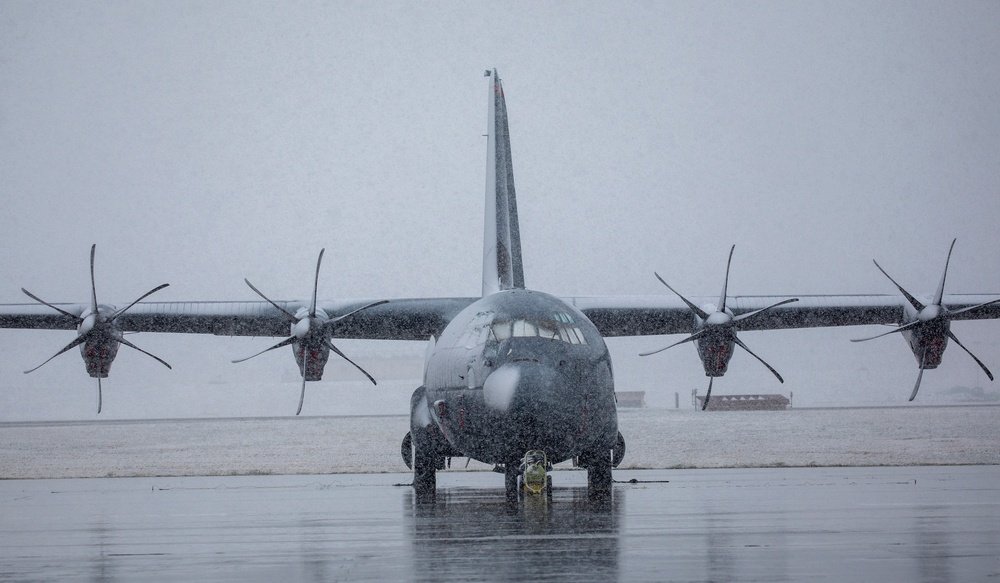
[{"xmin": 2, "ymin": 1, "xmax": 999, "ymax": 419}]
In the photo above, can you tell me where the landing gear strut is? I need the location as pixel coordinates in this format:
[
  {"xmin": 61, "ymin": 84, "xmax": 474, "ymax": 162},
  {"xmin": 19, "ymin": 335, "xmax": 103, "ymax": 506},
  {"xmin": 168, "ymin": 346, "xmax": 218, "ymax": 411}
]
[
  {"xmin": 580, "ymin": 449, "xmax": 613, "ymax": 501},
  {"xmin": 413, "ymin": 446, "xmax": 439, "ymax": 503}
]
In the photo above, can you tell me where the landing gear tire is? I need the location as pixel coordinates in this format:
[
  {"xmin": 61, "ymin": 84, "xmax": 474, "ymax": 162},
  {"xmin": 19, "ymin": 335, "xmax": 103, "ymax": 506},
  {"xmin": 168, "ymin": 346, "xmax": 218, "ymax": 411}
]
[
  {"xmin": 504, "ymin": 463, "xmax": 520, "ymax": 504},
  {"xmin": 585, "ymin": 452, "xmax": 613, "ymax": 502}
]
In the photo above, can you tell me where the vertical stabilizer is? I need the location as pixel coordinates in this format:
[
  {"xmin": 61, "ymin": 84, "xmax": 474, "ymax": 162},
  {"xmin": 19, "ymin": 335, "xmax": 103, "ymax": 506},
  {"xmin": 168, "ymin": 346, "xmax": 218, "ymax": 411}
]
[{"xmin": 482, "ymin": 69, "xmax": 525, "ymax": 296}]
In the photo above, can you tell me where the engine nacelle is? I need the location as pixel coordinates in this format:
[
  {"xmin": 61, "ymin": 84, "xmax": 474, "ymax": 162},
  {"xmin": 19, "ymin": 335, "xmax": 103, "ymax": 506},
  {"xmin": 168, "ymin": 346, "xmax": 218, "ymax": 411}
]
[
  {"xmin": 292, "ymin": 341, "xmax": 330, "ymax": 381},
  {"xmin": 696, "ymin": 335, "xmax": 736, "ymax": 377},
  {"xmin": 81, "ymin": 338, "xmax": 120, "ymax": 378},
  {"xmin": 902, "ymin": 319, "xmax": 949, "ymax": 370},
  {"xmin": 78, "ymin": 307, "xmax": 122, "ymax": 378}
]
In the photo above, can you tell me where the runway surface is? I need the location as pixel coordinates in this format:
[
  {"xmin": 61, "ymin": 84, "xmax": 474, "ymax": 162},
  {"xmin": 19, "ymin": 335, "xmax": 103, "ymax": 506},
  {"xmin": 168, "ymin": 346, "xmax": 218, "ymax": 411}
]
[
  {"xmin": 2, "ymin": 465, "xmax": 998, "ymax": 582},
  {"xmin": 3, "ymin": 406, "xmax": 999, "ymax": 479}
]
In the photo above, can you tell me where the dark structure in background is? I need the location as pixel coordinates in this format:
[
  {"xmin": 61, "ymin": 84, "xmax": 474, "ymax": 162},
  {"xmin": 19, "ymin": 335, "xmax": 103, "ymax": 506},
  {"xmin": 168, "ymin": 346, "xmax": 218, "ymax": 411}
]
[
  {"xmin": 615, "ymin": 391, "xmax": 646, "ymax": 408},
  {"xmin": 695, "ymin": 392, "xmax": 791, "ymax": 411}
]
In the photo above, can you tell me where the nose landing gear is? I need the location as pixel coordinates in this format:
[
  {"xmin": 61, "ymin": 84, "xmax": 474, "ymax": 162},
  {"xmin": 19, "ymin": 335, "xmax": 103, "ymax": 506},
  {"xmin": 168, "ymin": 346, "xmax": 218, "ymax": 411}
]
[
  {"xmin": 520, "ymin": 450, "xmax": 552, "ymax": 496},
  {"xmin": 504, "ymin": 450, "xmax": 553, "ymax": 502}
]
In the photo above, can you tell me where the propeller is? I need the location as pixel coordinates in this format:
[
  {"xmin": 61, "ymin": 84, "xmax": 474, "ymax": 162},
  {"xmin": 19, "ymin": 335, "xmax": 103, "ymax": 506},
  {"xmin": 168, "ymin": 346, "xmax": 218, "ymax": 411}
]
[
  {"xmin": 21, "ymin": 244, "xmax": 171, "ymax": 413},
  {"xmin": 852, "ymin": 239, "xmax": 1000, "ymax": 401},
  {"xmin": 233, "ymin": 249, "xmax": 388, "ymax": 415},
  {"xmin": 641, "ymin": 245, "xmax": 798, "ymax": 410}
]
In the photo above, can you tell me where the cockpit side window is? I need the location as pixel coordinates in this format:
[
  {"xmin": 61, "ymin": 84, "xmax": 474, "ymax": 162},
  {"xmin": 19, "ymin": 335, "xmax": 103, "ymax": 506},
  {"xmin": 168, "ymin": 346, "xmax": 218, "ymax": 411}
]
[
  {"xmin": 537, "ymin": 321, "xmax": 559, "ymax": 340},
  {"xmin": 463, "ymin": 312, "xmax": 495, "ymax": 349}
]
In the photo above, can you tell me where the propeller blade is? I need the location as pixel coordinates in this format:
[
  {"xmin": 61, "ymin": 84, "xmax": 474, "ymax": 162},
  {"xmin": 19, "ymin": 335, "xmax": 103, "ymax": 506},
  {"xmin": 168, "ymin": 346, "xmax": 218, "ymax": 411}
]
[
  {"xmin": 946, "ymin": 297, "xmax": 1000, "ymax": 319},
  {"xmin": 910, "ymin": 350, "xmax": 927, "ymax": 401},
  {"xmin": 717, "ymin": 245, "xmax": 735, "ymax": 313},
  {"xmin": 639, "ymin": 329, "xmax": 706, "ymax": 357},
  {"xmin": 702, "ymin": 377, "xmax": 714, "ymax": 411},
  {"xmin": 850, "ymin": 320, "xmax": 922, "ymax": 343},
  {"xmin": 933, "ymin": 239, "xmax": 957, "ymax": 307},
  {"xmin": 231, "ymin": 336, "xmax": 297, "ymax": 364},
  {"xmin": 296, "ymin": 343, "xmax": 309, "ymax": 415},
  {"xmin": 21, "ymin": 288, "xmax": 81, "ymax": 321},
  {"xmin": 326, "ymin": 300, "xmax": 390, "ymax": 327},
  {"xmin": 244, "ymin": 279, "xmax": 298, "ymax": 321},
  {"xmin": 89, "ymin": 244, "xmax": 98, "ymax": 313},
  {"xmin": 733, "ymin": 298, "xmax": 800, "ymax": 326},
  {"xmin": 733, "ymin": 336, "xmax": 784, "ymax": 383},
  {"xmin": 654, "ymin": 272, "xmax": 711, "ymax": 320},
  {"xmin": 310, "ymin": 249, "xmax": 325, "ymax": 318},
  {"xmin": 111, "ymin": 283, "xmax": 170, "ymax": 320},
  {"xmin": 946, "ymin": 330, "xmax": 994, "ymax": 382},
  {"xmin": 97, "ymin": 377, "xmax": 103, "ymax": 415},
  {"xmin": 872, "ymin": 259, "xmax": 925, "ymax": 312},
  {"xmin": 24, "ymin": 334, "xmax": 88, "ymax": 374},
  {"xmin": 115, "ymin": 335, "xmax": 172, "ymax": 369},
  {"xmin": 324, "ymin": 339, "xmax": 377, "ymax": 385}
]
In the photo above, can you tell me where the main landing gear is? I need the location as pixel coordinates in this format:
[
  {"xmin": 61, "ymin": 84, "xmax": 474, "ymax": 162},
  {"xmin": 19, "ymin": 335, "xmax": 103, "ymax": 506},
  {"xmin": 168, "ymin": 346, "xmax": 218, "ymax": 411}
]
[{"xmin": 402, "ymin": 430, "xmax": 448, "ymax": 504}]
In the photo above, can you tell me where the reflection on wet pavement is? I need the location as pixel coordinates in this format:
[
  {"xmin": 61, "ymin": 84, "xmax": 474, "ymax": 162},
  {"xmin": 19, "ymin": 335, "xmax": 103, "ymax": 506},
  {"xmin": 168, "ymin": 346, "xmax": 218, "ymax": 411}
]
[{"xmin": 1, "ymin": 467, "xmax": 998, "ymax": 582}]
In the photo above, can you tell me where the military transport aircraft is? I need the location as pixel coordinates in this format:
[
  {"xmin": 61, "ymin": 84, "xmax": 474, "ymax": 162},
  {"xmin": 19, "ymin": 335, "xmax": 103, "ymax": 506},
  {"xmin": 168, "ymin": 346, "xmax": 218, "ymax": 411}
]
[{"xmin": 2, "ymin": 70, "xmax": 1000, "ymax": 501}]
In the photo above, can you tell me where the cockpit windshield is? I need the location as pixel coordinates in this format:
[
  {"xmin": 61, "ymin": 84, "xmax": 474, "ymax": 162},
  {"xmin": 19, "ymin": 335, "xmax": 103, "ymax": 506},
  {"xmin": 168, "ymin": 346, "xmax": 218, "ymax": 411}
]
[{"xmin": 491, "ymin": 312, "xmax": 588, "ymax": 345}]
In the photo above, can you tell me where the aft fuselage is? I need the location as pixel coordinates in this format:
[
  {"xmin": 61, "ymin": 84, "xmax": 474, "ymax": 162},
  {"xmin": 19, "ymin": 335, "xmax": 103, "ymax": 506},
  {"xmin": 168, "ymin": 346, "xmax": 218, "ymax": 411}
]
[{"xmin": 422, "ymin": 289, "xmax": 618, "ymax": 465}]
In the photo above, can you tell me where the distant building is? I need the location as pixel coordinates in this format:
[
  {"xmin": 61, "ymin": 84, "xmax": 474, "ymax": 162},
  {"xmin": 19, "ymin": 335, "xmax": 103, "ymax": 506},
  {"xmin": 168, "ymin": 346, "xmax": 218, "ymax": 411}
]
[
  {"xmin": 696, "ymin": 393, "xmax": 790, "ymax": 411},
  {"xmin": 615, "ymin": 391, "xmax": 646, "ymax": 408}
]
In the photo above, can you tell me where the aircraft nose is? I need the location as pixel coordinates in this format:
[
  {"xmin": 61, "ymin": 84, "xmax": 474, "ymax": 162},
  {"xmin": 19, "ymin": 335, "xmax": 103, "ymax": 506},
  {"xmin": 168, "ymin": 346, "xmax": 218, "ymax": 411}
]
[
  {"xmin": 483, "ymin": 362, "xmax": 521, "ymax": 411},
  {"xmin": 480, "ymin": 358, "xmax": 588, "ymax": 461},
  {"xmin": 483, "ymin": 359, "xmax": 570, "ymax": 414}
]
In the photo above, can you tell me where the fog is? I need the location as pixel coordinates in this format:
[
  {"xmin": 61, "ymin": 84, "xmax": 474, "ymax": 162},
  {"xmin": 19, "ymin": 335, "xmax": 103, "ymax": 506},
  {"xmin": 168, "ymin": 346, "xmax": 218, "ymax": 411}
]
[{"xmin": 2, "ymin": 2, "xmax": 999, "ymax": 419}]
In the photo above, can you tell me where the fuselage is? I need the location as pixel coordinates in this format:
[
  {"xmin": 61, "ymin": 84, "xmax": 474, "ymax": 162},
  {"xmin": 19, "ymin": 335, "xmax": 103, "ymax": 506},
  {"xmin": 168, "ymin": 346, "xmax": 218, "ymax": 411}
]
[{"xmin": 422, "ymin": 289, "xmax": 618, "ymax": 465}]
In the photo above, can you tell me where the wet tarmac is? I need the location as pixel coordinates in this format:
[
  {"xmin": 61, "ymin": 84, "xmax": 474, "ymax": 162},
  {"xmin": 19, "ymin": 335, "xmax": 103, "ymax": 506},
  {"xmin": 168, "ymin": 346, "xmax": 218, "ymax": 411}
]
[{"xmin": 2, "ymin": 466, "xmax": 998, "ymax": 582}]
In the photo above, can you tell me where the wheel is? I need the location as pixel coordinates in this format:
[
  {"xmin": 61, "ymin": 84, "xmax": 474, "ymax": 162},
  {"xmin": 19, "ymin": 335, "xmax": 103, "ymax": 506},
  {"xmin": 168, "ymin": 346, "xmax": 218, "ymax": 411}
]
[
  {"xmin": 611, "ymin": 431, "xmax": 626, "ymax": 468},
  {"xmin": 400, "ymin": 432, "xmax": 413, "ymax": 470},
  {"xmin": 504, "ymin": 463, "xmax": 520, "ymax": 503},
  {"xmin": 585, "ymin": 451, "xmax": 613, "ymax": 501}
]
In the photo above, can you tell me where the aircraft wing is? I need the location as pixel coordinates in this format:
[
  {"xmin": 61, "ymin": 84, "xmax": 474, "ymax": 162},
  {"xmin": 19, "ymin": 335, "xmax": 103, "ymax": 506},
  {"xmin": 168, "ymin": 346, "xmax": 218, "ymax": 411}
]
[
  {"xmin": 5, "ymin": 294, "xmax": 1000, "ymax": 340},
  {"xmin": 568, "ymin": 294, "xmax": 1000, "ymax": 337},
  {"xmin": 0, "ymin": 298, "xmax": 478, "ymax": 341}
]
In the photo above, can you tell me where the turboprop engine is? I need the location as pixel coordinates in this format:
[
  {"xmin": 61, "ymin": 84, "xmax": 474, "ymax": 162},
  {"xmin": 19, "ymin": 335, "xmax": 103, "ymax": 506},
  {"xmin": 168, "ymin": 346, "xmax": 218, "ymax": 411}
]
[
  {"xmin": 641, "ymin": 246, "xmax": 798, "ymax": 409},
  {"xmin": 21, "ymin": 244, "xmax": 171, "ymax": 413},
  {"xmin": 853, "ymin": 239, "xmax": 1000, "ymax": 401},
  {"xmin": 232, "ymin": 249, "xmax": 387, "ymax": 414}
]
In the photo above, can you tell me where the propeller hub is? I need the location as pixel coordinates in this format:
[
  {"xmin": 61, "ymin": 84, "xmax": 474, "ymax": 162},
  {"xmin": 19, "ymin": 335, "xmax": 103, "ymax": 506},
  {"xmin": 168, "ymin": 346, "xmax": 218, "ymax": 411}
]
[
  {"xmin": 919, "ymin": 304, "xmax": 943, "ymax": 322},
  {"xmin": 292, "ymin": 317, "xmax": 313, "ymax": 338},
  {"xmin": 79, "ymin": 313, "xmax": 96, "ymax": 334},
  {"xmin": 705, "ymin": 311, "xmax": 732, "ymax": 327}
]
